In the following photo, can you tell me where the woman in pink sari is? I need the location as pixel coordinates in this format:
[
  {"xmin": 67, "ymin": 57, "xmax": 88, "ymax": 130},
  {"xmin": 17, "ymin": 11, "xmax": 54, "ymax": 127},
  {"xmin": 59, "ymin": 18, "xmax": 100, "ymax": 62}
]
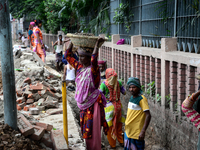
[{"xmin": 65, "ymin": 37, "xmax": 108, "ymax": 150}]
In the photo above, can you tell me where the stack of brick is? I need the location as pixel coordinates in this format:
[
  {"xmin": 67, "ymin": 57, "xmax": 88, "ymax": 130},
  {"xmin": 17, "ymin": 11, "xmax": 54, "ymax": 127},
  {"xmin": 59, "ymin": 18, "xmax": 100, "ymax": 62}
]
[
  {"xmin": 16, "ymin": 77, "xmax": 62, "ymax": 115},
  {"xmin": 18, "ymin": 114, "xmax": 54, "ymax": 148}
]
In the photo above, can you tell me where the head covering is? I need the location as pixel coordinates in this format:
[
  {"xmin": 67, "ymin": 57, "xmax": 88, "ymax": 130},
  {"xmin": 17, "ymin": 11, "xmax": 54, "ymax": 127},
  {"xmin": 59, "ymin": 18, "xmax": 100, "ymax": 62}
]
[
  {"xmin": 98, "ymin": 60, "xmax": 106, "ymax": 65},
  {"xmin": 127, "ymin": 77, "xmax": 143, "ymax": 94},
  {"xmin": 77, "ymin": 47, "xmax": 93, "ymax": 56},
  {"xmin": 30, "ymin": 22, "xmax": 35, "ymax": 26}
]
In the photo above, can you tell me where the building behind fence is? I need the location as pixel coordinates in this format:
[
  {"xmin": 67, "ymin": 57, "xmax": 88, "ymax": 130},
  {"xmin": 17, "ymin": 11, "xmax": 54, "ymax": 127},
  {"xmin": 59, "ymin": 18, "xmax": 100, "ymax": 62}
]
[{"xmin": 110, "ymin": 0, "xmax": 200, "ymax": 54}]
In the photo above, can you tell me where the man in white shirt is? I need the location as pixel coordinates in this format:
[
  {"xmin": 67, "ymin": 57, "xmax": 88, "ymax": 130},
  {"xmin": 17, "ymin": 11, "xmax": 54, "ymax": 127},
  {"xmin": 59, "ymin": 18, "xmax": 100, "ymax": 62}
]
[{"xmin": 53, "ymin": 35, "xmax": 69, "ymax": 72}]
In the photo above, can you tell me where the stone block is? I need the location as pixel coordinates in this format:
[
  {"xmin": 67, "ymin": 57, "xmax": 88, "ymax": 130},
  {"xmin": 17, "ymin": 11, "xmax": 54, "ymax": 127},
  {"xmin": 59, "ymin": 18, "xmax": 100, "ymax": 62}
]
[
  {"xmin": 46, "ymin": 96, "xmax": 58, "ymax": 102},
  {"xmin": 33, "ymin": 93, "xmax": 41, "ymax": 101},
  {"xmin": 54, "ymin": 93, "xmax": 62, "ymax": 101},
  {"xmin": 112, "ymin": 34, "xmax": 120, "ymax": 44},
  {"xmin": 36, "ymin": 106, "xmax": 45, "ymax": 111},
  {"xmin": 48, "ymin": 80, "xmax": 58, "ymax": 85},
  {"xmin": 29, "ymin": 108, "xmax": 40, "ymax": 115},
  {"xmin": 46, "ymin": 109, "xmax": 63, "ymax": 115},
  {"xmin": 18, "ymin": 114, "xmax": 34, "ymax": 137},
  {"xmin": 161, "ymin": 37, "xmax": 177, "ymax": 52},
  {"xmin": 37, "ymin": 98, "xmax": 45, "ymax": 106},
  {"xmin": 41, "ymin": 133, "xmax": 54, "ymax": 148},
  {"xmin": 32, "ymin": 122, "xmax": 53, "ymax": 131},
  {"xmin": 51, "ymin": 130, "xmax": 68, "ymax": 150},
  {"xmin": 26, "ymin": 99, "xmax": 34, "ymax": 104},
  {"xmin": 30, "ymin": 125, "xmax": 45, "ymax": 141}
]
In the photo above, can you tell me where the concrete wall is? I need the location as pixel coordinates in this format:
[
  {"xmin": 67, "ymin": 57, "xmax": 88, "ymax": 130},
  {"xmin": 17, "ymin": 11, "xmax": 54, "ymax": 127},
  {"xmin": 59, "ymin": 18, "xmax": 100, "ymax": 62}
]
[
  {"xmin": 42, "ymin": 31, "xmax": 57, "ymax": 52},
  {"xmin": 100, "ymin": 35, "xmax": 200, "ymax": 150}
]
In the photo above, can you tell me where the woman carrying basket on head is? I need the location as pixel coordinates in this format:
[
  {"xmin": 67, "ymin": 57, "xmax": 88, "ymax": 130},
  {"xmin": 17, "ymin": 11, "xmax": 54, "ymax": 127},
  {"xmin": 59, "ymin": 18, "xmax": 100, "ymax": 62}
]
[{"xmin": 65, "ymin": 36, "xmax": 109, "ymax": 150}]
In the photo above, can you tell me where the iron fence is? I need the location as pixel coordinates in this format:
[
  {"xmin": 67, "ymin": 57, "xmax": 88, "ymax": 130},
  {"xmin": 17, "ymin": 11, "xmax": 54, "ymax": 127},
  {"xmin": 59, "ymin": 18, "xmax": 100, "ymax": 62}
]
[{"xmin": 110, "ymin": 0, "xmax": 200, "ymax": 53}]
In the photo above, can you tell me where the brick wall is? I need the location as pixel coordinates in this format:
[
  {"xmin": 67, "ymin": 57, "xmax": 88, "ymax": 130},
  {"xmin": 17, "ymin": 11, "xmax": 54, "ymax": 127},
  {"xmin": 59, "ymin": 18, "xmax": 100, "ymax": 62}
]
[{"xmin": 100, "ymin": 35, "xmax": 200, "ymax": 150}]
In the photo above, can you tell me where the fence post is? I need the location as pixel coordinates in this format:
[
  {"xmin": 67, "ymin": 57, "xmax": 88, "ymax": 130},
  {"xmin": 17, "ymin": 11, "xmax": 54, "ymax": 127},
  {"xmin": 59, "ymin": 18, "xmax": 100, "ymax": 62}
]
[
  {"xmin": 161, "ymin": 38, "xmax": 177, "ymax": 107},
  {"xmin": 131, "ymin": 35, "xmax": 142, "ymax": 47}
]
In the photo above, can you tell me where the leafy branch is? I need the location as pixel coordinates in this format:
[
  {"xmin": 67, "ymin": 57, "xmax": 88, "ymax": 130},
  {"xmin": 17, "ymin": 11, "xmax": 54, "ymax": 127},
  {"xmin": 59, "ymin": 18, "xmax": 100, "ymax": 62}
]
[{"xmin": 113, "ymin": 3, "xmax": 134, "ymax": 34}]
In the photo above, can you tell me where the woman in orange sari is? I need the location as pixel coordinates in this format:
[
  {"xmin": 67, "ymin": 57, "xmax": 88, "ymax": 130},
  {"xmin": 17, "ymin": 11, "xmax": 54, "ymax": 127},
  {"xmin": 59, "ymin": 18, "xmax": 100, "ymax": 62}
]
[
  {"xmin": 32, "ymin": 20, "xmax": 46, "ymax": 62},
  {"xmin": 28, "ymin": 22, "xmax": 35, "ymax": 50}
]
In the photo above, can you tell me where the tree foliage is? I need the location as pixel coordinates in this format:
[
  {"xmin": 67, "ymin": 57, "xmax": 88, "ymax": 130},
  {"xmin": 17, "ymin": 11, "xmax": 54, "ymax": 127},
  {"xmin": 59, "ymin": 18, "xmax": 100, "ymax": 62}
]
[{"xmin": 9, "ymin": 0, "xmax": 110, "ymax": 35}]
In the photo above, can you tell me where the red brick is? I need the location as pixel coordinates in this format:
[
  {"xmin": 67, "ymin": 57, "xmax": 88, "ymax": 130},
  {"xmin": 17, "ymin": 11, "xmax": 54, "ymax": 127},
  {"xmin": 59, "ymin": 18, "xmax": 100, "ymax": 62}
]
[
  {"xmin": 30, "ymin": 125, "xmax": 45, "ymax": 141},
  {"xmin": 17, "ymin": 105, "xmax": 22, "ymax": 111},
  {"xmin": 178, "ymin": 88, "xmax": 186, "ymax": 94},
  {"xmin": 31, "ymin": 122, "xmax": 53, "ymax": 131},
  {"xmin": 26, "ymin": 99, "xmax": 34, "ymax": 104},
  {"xmin": 188, "ymin": 78, "xmax": 195, "ymax": 85},
  {"xmin": 16, "ymin": 90, "xmax": 23, "ymax": 97},
  {"xmin": 16, "ymin": 99, "xmax": 22, "ymax": 104},
  {"xmin": 51, "ymin": 130, "xmax": 68, "ymax": 150},
  {"xmin": 18, "ymin": 114, "xmax": 34, "ymax": 137},
  {"xmin": 18, "ymin": 102, "xmax": 26, "ymax": 109},
  {"xmin": 24, "ymin": 78, "xmax": 32, "ymax": 84},
  {"xmin": 28, "ymin": 94, "xmax": 33, "ymax": 99},
  {"xmin": 30, "ymin": 84, "xmax": 44, "ymax": 91},
  {"xmin": 23, "ymin": 105, "xmax": 30, "ymax": 111}
]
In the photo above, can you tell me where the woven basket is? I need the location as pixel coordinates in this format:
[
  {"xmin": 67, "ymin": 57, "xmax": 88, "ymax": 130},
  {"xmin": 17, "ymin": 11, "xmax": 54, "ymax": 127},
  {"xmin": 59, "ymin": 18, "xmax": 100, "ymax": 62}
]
[{"xmin": 67, "ymin": 33, "xmax": 108, "ymax": 48}]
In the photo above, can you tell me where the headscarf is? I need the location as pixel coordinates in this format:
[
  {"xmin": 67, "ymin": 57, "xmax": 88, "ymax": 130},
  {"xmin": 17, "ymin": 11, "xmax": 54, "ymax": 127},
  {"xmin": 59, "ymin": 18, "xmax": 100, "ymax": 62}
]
[
  {"xmin": 77, "ymin": 47, "xmax": 93, "ymax": 56},
  {"xmin": 105, "ymin": 68, "xmax": 120, "ymax": 102},
  {"xmin": 127, "ymin": 77, "xmax": 143, "ymax": 105},
  {"xmin": 127, "ymin": 77, "xmax": 143, "ymax": 95},
  {"xmin": 98, "ymin": 60, "xmax": 107, "ymax": 70},
  {"xmin": 30, "ymin": 22, "xmax": 35, "ymax": 26}
]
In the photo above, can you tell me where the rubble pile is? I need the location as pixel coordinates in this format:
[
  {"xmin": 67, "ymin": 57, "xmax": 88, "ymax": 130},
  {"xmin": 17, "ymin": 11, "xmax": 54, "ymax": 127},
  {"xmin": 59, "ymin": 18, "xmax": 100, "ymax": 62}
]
[
  {"xmin": 16, "ymin": 77, "xmax": 62, "ymax": 114},
  {"xmin": 13, "ymin": 50, "xmax": 62, "ymax": 115},
  {"xmin": 0, "ymin": 49, "xmax": 84, "ymax": 149},
  {"xmin": 0, "ymin": 123, "xmax": 45, "ymax": 150}
]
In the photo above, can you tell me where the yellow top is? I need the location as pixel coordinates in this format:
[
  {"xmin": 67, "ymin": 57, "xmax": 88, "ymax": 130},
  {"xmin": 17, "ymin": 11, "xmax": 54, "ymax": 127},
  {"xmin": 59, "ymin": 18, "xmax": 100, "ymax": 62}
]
[{"xmin": 125, "ymin": 95, "xmax": 149, "ymax": 140}]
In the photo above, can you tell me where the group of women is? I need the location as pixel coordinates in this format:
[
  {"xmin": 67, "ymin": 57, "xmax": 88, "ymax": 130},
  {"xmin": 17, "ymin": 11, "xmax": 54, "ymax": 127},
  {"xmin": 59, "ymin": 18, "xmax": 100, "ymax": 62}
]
[
  {"xmin": 65, "ymin": 36, "xmax": 150, "ymax": 150},
  {"xmin": 28, "ymin": 20, "xmax": 46, "ymax": 62}
]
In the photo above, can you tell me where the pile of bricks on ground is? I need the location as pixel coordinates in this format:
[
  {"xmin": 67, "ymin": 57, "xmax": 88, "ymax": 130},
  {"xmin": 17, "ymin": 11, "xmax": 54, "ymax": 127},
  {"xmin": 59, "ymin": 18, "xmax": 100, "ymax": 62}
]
[
  {"xmin": 16, "ymin": 77, "xmax": 62, "ymax": 115},
  {"xmin": 17, "ymin": 114, "xmax": 57, "ymax": 149},
  {"xmin": 0, "ymin": 123, "xmax": 45, "ymax": 150}
]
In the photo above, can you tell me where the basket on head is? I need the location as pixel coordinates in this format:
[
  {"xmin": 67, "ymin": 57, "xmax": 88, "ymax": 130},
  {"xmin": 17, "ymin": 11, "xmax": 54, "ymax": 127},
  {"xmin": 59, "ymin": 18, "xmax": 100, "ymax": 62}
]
[{"xmin": 67, "ymin": 33, "xmax": 108, "ymax": 48}]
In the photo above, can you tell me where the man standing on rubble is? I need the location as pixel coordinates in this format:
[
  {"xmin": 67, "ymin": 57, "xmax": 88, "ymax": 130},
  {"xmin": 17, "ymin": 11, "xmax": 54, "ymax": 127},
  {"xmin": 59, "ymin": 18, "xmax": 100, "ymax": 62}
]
[{"xmin": 53, "ymin": 35, "xmax": 69, "ymax": 72}]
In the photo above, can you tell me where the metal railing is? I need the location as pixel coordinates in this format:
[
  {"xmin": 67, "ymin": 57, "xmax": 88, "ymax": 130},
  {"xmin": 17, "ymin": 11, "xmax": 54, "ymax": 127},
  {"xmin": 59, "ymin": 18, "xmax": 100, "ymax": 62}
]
[{"xmin": 110, "ymin": 0, "xmax": 200, "ymax": 53}]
